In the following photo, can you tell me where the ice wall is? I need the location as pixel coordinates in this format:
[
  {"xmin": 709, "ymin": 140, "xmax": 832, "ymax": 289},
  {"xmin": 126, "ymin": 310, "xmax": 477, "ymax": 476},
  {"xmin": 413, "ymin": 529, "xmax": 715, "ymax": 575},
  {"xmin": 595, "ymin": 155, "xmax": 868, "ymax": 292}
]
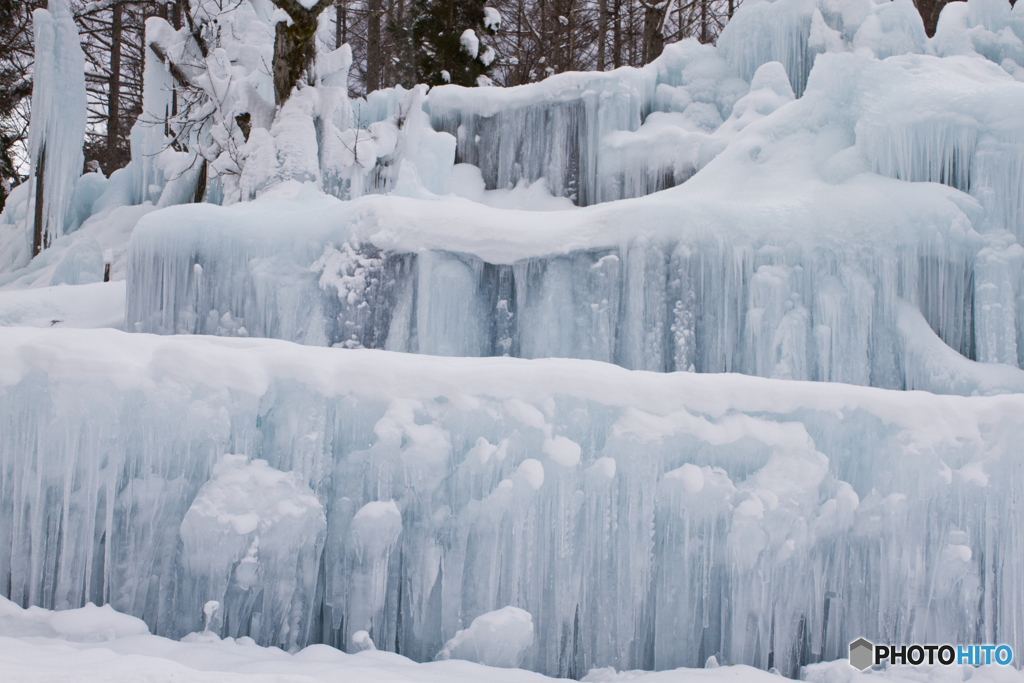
[
  {"xmin": 427, "ymin": 41, "xmax": 749, "ymax": 206},
  {"xmin": 126, "ymin": 202, "xmax": 1024, "ymax": 391},
  {"xmin": 126, "ymin": 50, "xmax": 1024, "ymax": 391},
  {"xmin": 425, "ymin": 0, "xmax": 1024, "ymax": 215},
  {"xmin": 1, "ymin": 327, "xmax": 1022, "ymax": 676}
]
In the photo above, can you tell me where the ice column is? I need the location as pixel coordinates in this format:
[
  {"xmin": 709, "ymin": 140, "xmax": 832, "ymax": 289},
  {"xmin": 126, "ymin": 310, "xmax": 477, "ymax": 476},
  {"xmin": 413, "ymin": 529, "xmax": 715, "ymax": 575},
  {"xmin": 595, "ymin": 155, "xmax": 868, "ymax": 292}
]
[{"xmin": 26, "ymin": 0, "xmax": 87, "ymax": 249}]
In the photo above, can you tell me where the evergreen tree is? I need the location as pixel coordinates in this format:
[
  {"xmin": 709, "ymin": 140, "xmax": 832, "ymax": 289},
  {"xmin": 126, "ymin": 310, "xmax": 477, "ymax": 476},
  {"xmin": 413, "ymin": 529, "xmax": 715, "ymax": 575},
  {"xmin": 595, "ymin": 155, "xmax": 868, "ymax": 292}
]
[{"xmin": 412, "ymin": 0, "xmax": 497, "ymax": 87}]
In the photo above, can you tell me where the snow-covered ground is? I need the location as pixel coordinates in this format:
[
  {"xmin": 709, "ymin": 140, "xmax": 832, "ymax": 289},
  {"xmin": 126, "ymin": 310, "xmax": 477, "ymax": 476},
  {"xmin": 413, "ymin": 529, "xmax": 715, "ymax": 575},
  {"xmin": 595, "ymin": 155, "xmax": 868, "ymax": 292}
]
[
  {"xmin": 0, "ymin": 281, "xmax": 125, "ymax": 329},
  {"xmin": 3, "ymin": 596, "xmax": 1023, "ymax": 683}
]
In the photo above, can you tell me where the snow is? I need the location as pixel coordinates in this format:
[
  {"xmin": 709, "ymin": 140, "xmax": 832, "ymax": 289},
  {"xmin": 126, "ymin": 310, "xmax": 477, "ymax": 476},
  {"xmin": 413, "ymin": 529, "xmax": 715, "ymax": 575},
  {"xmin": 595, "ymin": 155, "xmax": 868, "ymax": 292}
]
[
  {"xmin": 0, "ymin": 595, "xmax": 150, "ymax": 642},
  {"xmin": 461, "ymin": 29, "xmax": 480, "ymax": 60},
  {"xmin": 0, "ymin": 281, "xmax": 125, "ymax": 329},
  {"xmin": 484, "ymin": 7, "xmax": 502, "ymax": 31},
  {"xmin": 450, "ymin": 163, "xmax": 578, "ymax": 210},
  {"xmin": 5, "ymin": 598, "xmax": 1021, "ymax": 683}
]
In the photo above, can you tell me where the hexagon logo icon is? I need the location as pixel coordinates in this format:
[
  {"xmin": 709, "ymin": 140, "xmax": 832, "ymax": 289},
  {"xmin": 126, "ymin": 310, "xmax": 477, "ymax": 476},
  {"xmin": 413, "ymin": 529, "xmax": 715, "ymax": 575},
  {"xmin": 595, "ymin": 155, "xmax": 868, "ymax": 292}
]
[{"xmin": 849, "ymin": 638, "xmax": 874, "ymax": 671}]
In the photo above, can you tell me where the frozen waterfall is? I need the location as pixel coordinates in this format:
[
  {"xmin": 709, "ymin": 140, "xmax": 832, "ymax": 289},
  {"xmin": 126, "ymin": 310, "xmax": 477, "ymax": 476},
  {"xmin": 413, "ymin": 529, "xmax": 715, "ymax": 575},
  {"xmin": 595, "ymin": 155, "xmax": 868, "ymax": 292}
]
[
  {"xmin": 1, "ymin": 327, "xmax": 1022, "ymax": 676},
  {"xmin": 4, "ymin": 0, "xmax": 1024, "ymax": 679}
]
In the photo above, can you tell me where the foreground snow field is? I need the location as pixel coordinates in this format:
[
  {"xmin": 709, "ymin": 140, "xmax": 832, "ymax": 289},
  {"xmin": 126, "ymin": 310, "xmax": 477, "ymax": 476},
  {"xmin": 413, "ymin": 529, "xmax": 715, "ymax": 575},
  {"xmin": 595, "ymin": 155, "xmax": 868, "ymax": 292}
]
[{"xmin": 2, "ymin": 596, "xmax": 1022, "ymax": 683}]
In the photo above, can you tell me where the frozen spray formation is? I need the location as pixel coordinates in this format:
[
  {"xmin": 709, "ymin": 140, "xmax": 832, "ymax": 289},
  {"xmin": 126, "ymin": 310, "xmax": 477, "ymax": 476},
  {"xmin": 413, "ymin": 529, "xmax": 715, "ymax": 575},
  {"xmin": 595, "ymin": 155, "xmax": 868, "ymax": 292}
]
[{"xmin": 4, "ymin": 0, "xmax": 1024, "ymax": 678}]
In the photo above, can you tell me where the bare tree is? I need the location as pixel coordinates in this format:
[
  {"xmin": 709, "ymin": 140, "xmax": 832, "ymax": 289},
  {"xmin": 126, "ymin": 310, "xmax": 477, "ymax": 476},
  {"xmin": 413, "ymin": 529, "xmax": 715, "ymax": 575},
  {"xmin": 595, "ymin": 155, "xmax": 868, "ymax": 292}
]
[
  {"xmin": 77, "ymin": 1, "xmax": 153, "ymax": 175},
  {"xmin": 0, "ymin": 0, "xmax": 46, "ymax": 209}
]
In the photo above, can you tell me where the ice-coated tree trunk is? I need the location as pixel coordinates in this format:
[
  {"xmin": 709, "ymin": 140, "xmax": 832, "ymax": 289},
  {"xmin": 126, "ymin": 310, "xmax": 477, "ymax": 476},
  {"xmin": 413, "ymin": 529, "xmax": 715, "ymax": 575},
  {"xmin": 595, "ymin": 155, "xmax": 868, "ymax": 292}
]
[
  {"xmin": 27, "ymin": 0, "xmax": 86, "ymax": 257},
  {"xmin": 271, "ymin": 0, "xmax": 334, "ymax": 106}
]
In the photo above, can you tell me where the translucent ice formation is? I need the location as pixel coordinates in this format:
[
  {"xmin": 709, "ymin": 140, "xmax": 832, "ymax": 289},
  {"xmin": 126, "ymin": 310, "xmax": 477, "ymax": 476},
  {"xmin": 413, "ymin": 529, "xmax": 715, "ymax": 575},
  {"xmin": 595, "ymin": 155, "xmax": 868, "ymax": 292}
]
[
  {"xmin": 25, "ymin": 0, "xmax": 87, "ymax": 249},
  {"xmin": 1, "ymin": 327, "xmax": 1022, "ymax": 676},
  {"xmin": 125, "ymin": 49, "xmax": 1024, "ymax": 391}
]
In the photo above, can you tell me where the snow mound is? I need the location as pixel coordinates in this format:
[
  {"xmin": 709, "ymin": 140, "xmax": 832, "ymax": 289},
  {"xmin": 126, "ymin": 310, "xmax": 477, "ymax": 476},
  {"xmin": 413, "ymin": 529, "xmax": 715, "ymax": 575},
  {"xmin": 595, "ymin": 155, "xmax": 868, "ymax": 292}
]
[
  {"xmin": 436, "ymin": 606, "xmax": 535, "ymax": 668},
  {"xmin": 0, "ymin": 595, "xmax": 149, "ymax": 642}
]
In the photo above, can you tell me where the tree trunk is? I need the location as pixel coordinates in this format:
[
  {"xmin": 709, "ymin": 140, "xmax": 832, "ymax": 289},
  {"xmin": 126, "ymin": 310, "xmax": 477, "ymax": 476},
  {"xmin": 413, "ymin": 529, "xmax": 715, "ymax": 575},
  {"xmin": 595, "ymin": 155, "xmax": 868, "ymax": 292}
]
[
  {"xmin": 539, "ymin": 0, "xmax": 548, "ymax": 71},
  {"xmin": 336, "ymin": 0, "xmax": 347, "ymax": 49},
  {"xmin": 366, "ymin": 0, "xmax": 382, "ymax": 92},
  {"xmin": 271, "ymin": 0, "xmax": 334, "ymax": 106},
  {"xmin": 913, "ymin": 0, "xmax": 948, "ymax": 37},
  {"xmin": 642, "ymin": 0, "xmax": 666, "ymax": 63},
  {"xmin": 194, "ymin": 157, "xmax": 207, "ymax": 203},
  {"xmin": 105, "ymin": 2, "xmax": 122, "ymax": 175},
  {"xmin": 700, "ymin": 0, "xmax": 709, "ymax": 43},
  {"xmin": 33, "ymin": 145, "xmax": 45, "ymax": 258},
  {"xmin": 597, "ymin": 0, "xmax": 607, "ymax": 71},
  {"xmin": 568, "ymin": 0, "xmax": 577, "ymax": 71},
  {"xmin": 613, "ymin": 0, "xmax": 622, "ymax": 68}
]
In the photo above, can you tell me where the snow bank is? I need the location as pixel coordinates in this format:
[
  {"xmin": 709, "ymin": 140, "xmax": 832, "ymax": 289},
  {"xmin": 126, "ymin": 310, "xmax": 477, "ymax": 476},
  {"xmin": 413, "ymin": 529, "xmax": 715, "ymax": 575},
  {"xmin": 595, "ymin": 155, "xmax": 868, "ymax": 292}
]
[
  {"xmin": 0, "ymin": 594, "xmax": 149, "ymax": 642},
  {"xmin": 1, "ymin": 327, "xmax": 1023, "ymax": 675}
]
